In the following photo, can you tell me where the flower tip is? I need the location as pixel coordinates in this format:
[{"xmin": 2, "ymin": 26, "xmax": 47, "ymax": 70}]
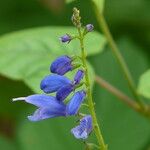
[
  {"xmin": 50, "ymin": 55, "xmax": 73, "ymax": 75},
  {"xmin": 59, "ymin": 34, "xmax": 72, "ymax": 43},
  {"xmin": 86, "ymin": 24, "xmax": 94, "ymax": 32},
  {"xmin": 12, "ymin": 97, "xmax": 26, "ymax": 102}
]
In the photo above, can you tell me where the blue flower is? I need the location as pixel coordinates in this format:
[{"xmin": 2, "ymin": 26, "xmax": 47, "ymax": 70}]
[
  {"xmin": 85, "ymin": 24, "xmax": 94, "ymax": 32},
  {"xmin": 56, "ymin": 84, "xmax": 74, "ymax": 101},
  {"xmin": 13, "ymin": 91, "xmax": 86, "ymax": 121},
  {"xmin": 50, "ymin": 55, "xmax": 73, "ymax": 75},
  {"xmin": 13, "ymin": 94, "xmax": 66, "ymax": 121},
  {"xmin": 71, "ymin": 115, "xmax": 93, "ymax": 139},
  {"xmin": 66, "ymin": 90, "xmax": 86, "ymax": 116},
  {"xmin": 74, "ymin": 70, "xmax": 84, "ymax": 85},
  {"xmin": 53, "ymin": 69, "xmax": 84, "ymax": 101},
  {"xmin": 60, "ymin": 34, "xmax": 72, "ymax": 43},
  {"xmin": 40, "ymin": 74, "xmax": 71, "ymax": 93}
]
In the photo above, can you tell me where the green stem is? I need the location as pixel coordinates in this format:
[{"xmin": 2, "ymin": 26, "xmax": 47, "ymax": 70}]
[
  {"xmin": 78, "ymin": 28, "xmax": 107, "ymax": 150},
  {"xmin": 92, "ymin": 3, "xmax": 145, "ymax": 108}
]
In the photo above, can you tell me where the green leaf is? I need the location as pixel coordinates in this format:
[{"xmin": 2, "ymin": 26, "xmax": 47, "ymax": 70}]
[
  {"xmin": 17, "ymin": 118, "xmax": 84, "ymax": 150},
  {"xmin": 138, "ymin": 70, "xmax": 150, "ymax": 99},
  {"xmin": 0, "ymin": 27, "xmax": 106, "ymax": 92},
  {"xmin": 0, "ymin": 136, "xmax": 17, "ymax": 150},
  {"xmin": 92, "ymin": 0, "xmax": 105, "ymax": 13}
]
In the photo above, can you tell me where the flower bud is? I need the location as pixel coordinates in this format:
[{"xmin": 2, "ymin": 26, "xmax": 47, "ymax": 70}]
[
  {"xmin": 40, "ymin": 74, "xmax": 71, "ymax": 93},
  {"xmin": 85, "ymin": 24, "xmax": 94, "ymax": 32},
  {"xmin": 74, "ymin": 70, "xmax": 84, "ymax": 85},
  {"xmin": 60, "ymin": 34, "xmax": 72, "ymax": 43},
  {"xmin": 66, "ymin": 90, "xmax": 86, "ymax": 116},
  {"xmin": 56, "ymin": 84, "xmax": 74, "ymax": 101},
  {"xmin": 50, "ymin": 55, "xmax": 73, "ymax": 75}
]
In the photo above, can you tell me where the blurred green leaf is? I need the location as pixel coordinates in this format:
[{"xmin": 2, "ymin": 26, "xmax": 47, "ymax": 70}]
[
  {"xmin": 90, "ymin": 37, "xmax": 150, "ymax": 150},
  {"xmin": 92, "ymin": 0, "xmax": 105, "ymax": 13},
  {"xmin": 66, "ymin": 0, "xmax": 76, "ymax": 3},
  {"xmin": 0, "ymin": 27, "xmax": 106, "ymax": 92},
  {"xmin": 0, "ymin": 136, "xmax": 17, "ymax": 150},
  {"xmin": 17, "ymin": 118, "xmax": 85, "ymax": 150},
  {"xmin": 0, "ymin": 77, "xmax": 32, "ymax": 118},
  {"xmin": 138, "ymin": 70, "xmax": 150, "ymax": 99},
  {"xmin": 105, "ymin": 0, "xmax": 150, "ymax": 30}
]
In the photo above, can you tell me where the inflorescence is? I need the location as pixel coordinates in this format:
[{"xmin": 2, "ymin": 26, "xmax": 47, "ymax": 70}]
[{"xmin": 13, "ymin": 8, "xmax": 94, "ymax": 140}]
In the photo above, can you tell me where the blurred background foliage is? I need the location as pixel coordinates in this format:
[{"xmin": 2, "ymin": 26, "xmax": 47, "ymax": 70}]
[{"xmin": 0, "ymin": 0, "xmax": 150, "ymax": 150}]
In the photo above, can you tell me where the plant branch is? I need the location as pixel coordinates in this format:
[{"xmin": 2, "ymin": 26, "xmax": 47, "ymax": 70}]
[
  {"xmin": 95, "ymin": 75, "xmax": 150, "ymax": 118},
  {"xmin": 95, "ymin": 75, "xmax": 140, "ymax": 111},
  {"xmin": 92, "ymin": 2, "xmax": 145, "ymax": 108}
]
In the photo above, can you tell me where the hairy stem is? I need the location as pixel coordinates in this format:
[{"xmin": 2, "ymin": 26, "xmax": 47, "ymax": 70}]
[
  {"xmin": 78, "ymin": 28, "xmax": 107, "ymax": 150},
  {"xmin": 92, "ymin": 3, "xmax": 145, "ymax": 108}
]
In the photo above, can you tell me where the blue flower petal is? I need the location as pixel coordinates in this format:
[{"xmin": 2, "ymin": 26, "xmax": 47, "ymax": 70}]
[
  {"xmin": 28, "ymin": 106, "xmax": 66, "ymax": 122},
  {"xmin": 71, "ymin": 115, "xmax": 92, "ymax": 139},
  {"xmin": 66, "ymin": 90, "xmax": 86, "ymax": 115},
  {"xmin": 13, "ymin": 94, "xmax": 66, "ymax": 109},
  {"xmin": 74, "ymin": 70, "xmax": 84, "ymax": 85},
  {"xmin": 40, "ymin": 74, "xmax": 71, "ymax": 93},
  {"xmin": 13, "ymin": 94, "xmax": 66, "ymax": 122},
  {"xmin": 56, "ymin": 84, "xmax": 74, "ymax": 101},
  {"xmin": 50, "ymin": 55, "xmax": 73, "ymax": 75},
  {"xmin": 25, "ymin": 94, "xmax": 56, "ymax": 107}
]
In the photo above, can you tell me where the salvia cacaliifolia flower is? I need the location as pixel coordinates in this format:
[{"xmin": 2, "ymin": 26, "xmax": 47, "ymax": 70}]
[
  {"xmin": 40, "ymin": 74, "xmax": 71, "ymax": 94},
  {"xmin": 50, "ymin": 55, "xmax": 73, "ymax": 75},
  {"xmin": 74, "ymin": 70, "xmax": 84, "ymax": 85},
  {"xmin": 85, "ymin": 24, "xmax": 94, "ymax": 32},
  {"xmin": 13, "ymin": 94, "xmax": 66, "ymax": 121},
  {"xmin": 13, "ymin": 90, "xmax": 86, "ymax": 122},
  {"xmin": 41, "ymin": 67, "xmax": 84, "ymax": 101},
  {"xmin": 66, "ymin": 91, "xmax": 86, "ymax": 115},
  {"xmin": 60, "ymin": 34, "xmax": 72, "ymax": 43},
  {"xmin": 56, "ymin": 70, "xmax": 84, "ymax": 101},
  {"xmin": 71, "ymin": 115, "xmax": 92, "ymax": 139}
]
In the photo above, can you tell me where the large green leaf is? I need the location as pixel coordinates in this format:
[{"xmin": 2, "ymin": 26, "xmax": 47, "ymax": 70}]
[
  {"xmin": 138, "ymin": 70, "xmax": 150, "ymax": 99},
  {"xmin": 0, "ymin": 27, "xmax": 106, "ymax": 92},
  {"xmin": 17, "ymin": 117, "xmax": 85, "ymax": 150},
  {"xmin": 0, "ymin": 136, "xmax": 17, "ymax": 150}
]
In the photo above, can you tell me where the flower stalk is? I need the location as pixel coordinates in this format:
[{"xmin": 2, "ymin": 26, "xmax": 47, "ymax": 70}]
[
  {"xmin": 72, "ymin": 7, "xmax": 107, "ymax": 149},
  {"xmin": 78, "ymin": 28, "xmax": 107, "ymax": 150}
]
